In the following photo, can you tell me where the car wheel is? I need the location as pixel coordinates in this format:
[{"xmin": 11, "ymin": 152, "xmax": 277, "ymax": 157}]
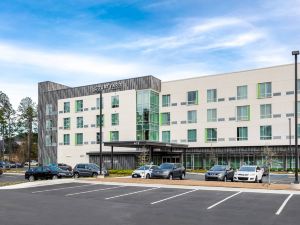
[
  {"xmin": 74, "ymin": 173, "xmax": 79, "ymax": 179},
  {"xmin": 28, "ymin": 175, "xmax": 35, "ymax": 182},
  {"xmin": 168, "ymin": 174, "xmax": 173, "ymax": 180},
  {"xmin": 180, "ymin": 173, "xmax": 185, "ymax": 180},
  {"xmin": 259, "ymin": 178, "xmax": 263, "ymax": 183},
  {"xmin": 92, "ymin": 173, "xmax": 98, "ymax": 178},
  {"xmin": 52, "ymin": 175, "xmax": 58, "ymax": 180},
  {"xmin": 146, "ymin": 173, "xmax": 150, "ymax": 179}
]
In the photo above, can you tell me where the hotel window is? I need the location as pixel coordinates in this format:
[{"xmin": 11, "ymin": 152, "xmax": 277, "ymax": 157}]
[
  {"xmin": 207, "ymin": 109, "xmax": 217, "ymax": 122},
  {"xmin": 205, "ymin": 128, "xmax": 217, "ymax": 142},
  {"xmin": 76, "ymin": 117, "xmax": 83, "ymax": 128},
  {"xmin": 63, "ymin": 118, "xmax": 70, "ymax": 129},
  {"xmin": 96, "ymin": 97, "xmax": 103, "ymax": 109},
  {"xmin": 96, "ymin": 132, "xmax": 103, "ymax": 144},
  {"xmin": 257, "ymin": 82, "xmax": 272, "ymax": 99},
  {"xmin": 188, "ymin": 129, "xmax": 197, "ymax": 142},
  {"xmin": 75, "ymin": 100, "xmax": 83, "ymax": 112},
  {"xmin": 162, "ymin": 131, "xmax": 171, "ymax": 143},
  {"xmin": 260, "ymin": 104, "xmax": 272, "ymax": 119},
  {"xmin": 111, "ymin": 95, "xmax": 119, "ymax": 108},
  {"xmin": 207, "ymin": 89, "xmax": 217, "ymax": 103},
  {"xmin": 162, "ymin": 95, "xmax": 171, "ymax": 107},
  {"xmin": 110, "ymin": 131, "xmax": 119, "ymax": 141},
  {"xmin": 96, "ymin": 115, "xmax": 104, "ymax": 127},
  {"xmin": 161, "ymin": 112, "xmax": 170, "ymax": 125},
  {"xmin": 75, "ymin": 133, "xmax": 83, "ymax": 145},
  {"xmin": 45, "ymin": 135, "xmax": 52, "ymax": 147},
  {"xmin": 64, "ymin": 102, "xmax": 70, "ymax": 113},
  {"xmin": 63, "ymin": 134, "xmax": 70, "ymax": 145},
  {"xmin": 237, "ymin": 85, "xmax": 247, "ymax": 100},
  {"xmin": 46, "ymin": 119, "xmax": 53, "ymax": 130},
  {"xmin": 236, "ymin": 105, "xmax": 250, "ymax": 121},
  {"xmin": 46, "ymin": 104, "xmax": 53, "ymax": 116},
  {"xmin": 187, "ymin": 110, "xmax": 197, "ymax": 123},
  {"xmin": 237, "ymin": 127, "xmax": 248, "ymax": 141},
  {"xmin": 187, "ymin": 91, "xmax": 198, "ymax": 105},
  {"xmin": 111, "ymin": 113, "xmax": 119, "ymax": 126},
  {"xmin": 260, "ymin": 125, "xmax": 272, "ymax": 140}
]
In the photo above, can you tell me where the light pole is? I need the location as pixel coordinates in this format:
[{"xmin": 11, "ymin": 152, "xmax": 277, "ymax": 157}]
[
  {"xmin": 94, "ymin": 88, "xmax": 103, "ymax": 175},
  {"xmin": 289, "ymin": 118, "xmax": 292, "ymax": 170},
  {"xmin": 292, "ymin": 50, "xmax": 299, "ymax": 184}
]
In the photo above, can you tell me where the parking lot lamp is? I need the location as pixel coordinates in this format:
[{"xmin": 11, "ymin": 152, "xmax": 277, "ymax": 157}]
[
  {"xmin": 289, "ymin": 118, "xmax": 292, "ymax": 170},
  {"xmin": 94, "ymin": 88, "xmax": 103, "ymax": 175},
  {"xmin": 292, "ymin": 50, "xmax": 299, "ymax": 184}
]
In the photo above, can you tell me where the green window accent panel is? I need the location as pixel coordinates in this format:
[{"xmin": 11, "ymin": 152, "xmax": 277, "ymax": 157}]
[
  {"xmin": 96, "ymin": 97, "xmax": 104, "ymax": 109},
  {"xmin": 207, "ymin": 89, "xmax": 217, "ymax": 103},
  {"xmin": 64, "ymin": 102, "xmax": 70, "ymax": 113},
  {"xmin": 188, "ymin": 110, "xmax": 197, "ymax": 123},
  {"xmin": 187, "ymin": 91, "xmax": 198, "ymax": 105},
  {"xmin": 111, "ymin": 113, "xmax": 119, "ymax": 126},
  {"xmin": 187, "ymin": 129, "xmax": 197, "ymax": 142},
  {"xmin": 237, "ymin": 127, "xmax": 248, "ymax": 141},
  {"xmin": 96, "ymin": 115, "xmax": 104, "ymax": 127},
  {"xmin": 205, "ymin": 128, "xmax": 217, "ymax": 142},
  {"xmin": 162, "ymin": 94, "xmax": 170, "ymax": 107},
  {"xmin": 260, "ymin": 104, "xmax": 272, "ymax": 119},
  {"xmin": 236, "ymin": 105, "xmax": 250, "ymax": 121},
  {"xmin": 75, "ymin": 100, "xmax": 83, "ymax": 112},
  {"xmin": 257, "ymin": 82, "xmax": 272, "ymax": 99},
  {"xmin": 111, "ymin": 95, "xmax": 119, "ymax": 108},
  {"xmin": 63, "ymin": 118, "xmax": 70, "ymax": 129},
  {"xmin": 75, "ymin": 133, "xmax": 83, "ymax": 145},
  {"xmin": 207, "ymin": 109, "xmax": 217, "ymax": 122},
  {"xmin": 76, "ymin": 117, "xmax": 83, "ymax": 128},
  {"xmin": 237, "ymin": 85, "xmax": 247, "ymax": 100},
  {"xmin": 110, "ymin": 131, "xmax": 119, "ymax": 141},
  {"xmin": 161, "ymin": 112, "xmax": 170, "ymax": 125},
  {"xmin": 162, "ymin": 131, "xmax": 171, "ymax": 143},
  {"xmin": 260, "ymin": 125, "xmax": 272, "ymax": 140},
  {"xmin": 63, "ymin": 134, "xmax": 70, "ymax": 145}
]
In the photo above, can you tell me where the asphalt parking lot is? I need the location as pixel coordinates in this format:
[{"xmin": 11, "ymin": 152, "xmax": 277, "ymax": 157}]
[
  {"xmin": 0, "ymin": 173, "xmax": 25, "ymax": 183},
  {"xmin": 0, "ymin": 181, "xmax": 299, "ymax": 225}
]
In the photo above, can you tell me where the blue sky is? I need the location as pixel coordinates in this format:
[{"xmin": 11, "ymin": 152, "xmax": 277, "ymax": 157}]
[{"xmin": 0, "ymin": 0, "xmax": 299, "ymax": 108}]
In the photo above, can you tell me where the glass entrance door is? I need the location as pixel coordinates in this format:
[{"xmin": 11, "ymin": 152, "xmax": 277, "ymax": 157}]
[{"xmin": 162, "ymin": 156, "xmax": 180, "ymax": 163}]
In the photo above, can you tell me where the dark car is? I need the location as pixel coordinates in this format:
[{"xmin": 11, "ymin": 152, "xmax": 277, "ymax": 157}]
[
  {"xmin": 73, "ymin": 163, "xmax": 109, "ymax": 178},
  {"xmin": 151, "ymin": 163, "xmax": 185, "ymax": 180},
  {"xmin": 205, "ymin": 165, "xmax": 234, "ymax": 182},
  {"xmin": 25, "ymin": 166, "xmax": 73, "ymax": 182},
  {"xmin": 8, "ymin": 161, "xmax": 23, "ymax": 168},
  {"xmin": 261, "ymin": 165, "xmax": 269, "ymax": 176}
]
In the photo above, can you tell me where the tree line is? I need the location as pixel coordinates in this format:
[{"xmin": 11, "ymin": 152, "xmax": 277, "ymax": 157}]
[{"xmin": 0, "ymin": 91, "xmax": 37, "ymax": 163}]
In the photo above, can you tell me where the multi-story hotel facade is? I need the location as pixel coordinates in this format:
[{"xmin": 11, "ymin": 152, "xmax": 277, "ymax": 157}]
[{"xmin": 38, "ymin": 64, "xmax": 300, "ymax": 170}]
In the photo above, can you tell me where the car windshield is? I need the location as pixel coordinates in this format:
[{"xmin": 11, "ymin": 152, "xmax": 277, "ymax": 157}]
[
  {"xmin": 138, "ymin": 166, "xmax": 150, "ymax": 170},
  {"xmin": 159, "ymin": 164, "xmax": 173, "ymax": 169},
  {"xmin": 239, "ymin": 166, "xmax": 256, "ymax": 172},
  {"xmin": 211, "ymin": 165, "xmax": 226, "ymax": 171}
]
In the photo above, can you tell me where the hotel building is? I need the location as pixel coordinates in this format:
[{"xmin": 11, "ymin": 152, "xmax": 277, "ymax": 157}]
[{"xmin": 38, "ymin": 64, "xmax": 300, "ymax": 170}]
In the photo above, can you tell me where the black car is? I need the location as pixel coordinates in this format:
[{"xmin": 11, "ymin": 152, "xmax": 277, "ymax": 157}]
[
  {"xmin": 151, "ymin": 163, "xmax": 185, "ymax": 180},
  {"xmin": 205, "ymin": 165, "xmax": 234, "ymax": 182},
  {"xmin": 25, "ymin": 166, "xmax": 73, "ymax": 182},
  {"xmin": 73, "ymin": 163, "xmax": 109, "ymax": 178}
]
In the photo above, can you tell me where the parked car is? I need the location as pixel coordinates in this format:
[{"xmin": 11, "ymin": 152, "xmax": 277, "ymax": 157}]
[
  {"xmin": 0, "ymin": 168, "xmax": 3, "ymax": 175},
  {"xmin": 9, "ymin": 162, "xmax": 23, "ymax": 168},
  {"xmin": 205, "ymin": 165, "xmax": 234, "ymax": 182},
  {"xmin": 151, "ymin": 163, "xmax": 185, "ymax": 180},
  {"xmin": 73, "ymin": 163, "xmax": 109, "ymax": 178},
  {"xmin": 233, "ymin": 165, "xmax": 263, "ymax": 183},
  {"xmin": 0, "ymin": 161, "xmax": 10, "ymax": 169},
  {"xmin": 132, "ymin": 165, "xmax": 159, "ymax": 179},
  {"xmin": 24, "ymin": 160, "xmax": 39, "ymax": 167},
  {"xmin": 25, "ymin": 166, "xmax": 73, "ymax": 182},
  {"xmin": 48, "ymin": 163, "xmax": 72, "ymax": 171}
]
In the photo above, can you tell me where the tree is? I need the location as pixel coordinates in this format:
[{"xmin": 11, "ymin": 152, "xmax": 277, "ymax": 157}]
[{"xmin": 17, "ymin": 97, "xmax": 37, "ymax": 167}]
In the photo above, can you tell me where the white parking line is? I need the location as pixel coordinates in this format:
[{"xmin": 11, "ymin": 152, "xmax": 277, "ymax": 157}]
[
  {"xmin": 275, "ymin": 194, "xmax": 293, "ymax": 215},
  {"xmin": 105, "ymin": 187, "xmax": 160, "ymax": 200},
  {"xmin": 32, "ymin": 184, "xmax": 98, "ymax": 193},
  {"xmin": 207, "ymin": 191, "xmax": 242, "ymax": 209},
  {"xmin": 150, "ymin": 189, "xmax": 198, "ymax": 205},
  {"xmin": 65, "ymin": 186, "xmax": 123, "ymax": 196}
]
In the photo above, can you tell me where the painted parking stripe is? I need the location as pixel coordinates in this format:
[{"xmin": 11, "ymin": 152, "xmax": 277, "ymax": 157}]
[
  {"xmin": 275, "ymin": 194, "xmax": 293, "ymax": 215},
  {"xmin": 32, "ymin": 184, "xmax": 98, "ymax": 194},
  {"xmin": 207, "ymin": 191, "xmax": 242, "ymax": 210},
  {"xmin": 65, "ymin": 186, "xmax": 123, "ymax": 196},
  {"xmin": 150, "ymin": 189, "xmax": 198, "ymax": 205},
  {"xmin": 105, "ymin": 187, "xmax": 159, "ymax": 200}
]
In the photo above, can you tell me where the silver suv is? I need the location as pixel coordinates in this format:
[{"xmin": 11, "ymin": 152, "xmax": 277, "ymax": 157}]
[{"xmin": 73, "ymin": 163, "xmax": 109, "ymax": 178}]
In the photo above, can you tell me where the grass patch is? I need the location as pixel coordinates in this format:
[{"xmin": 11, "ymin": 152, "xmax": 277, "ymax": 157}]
[
  {"xmin": 186, "ymin": 169, "xmax": 207, "ymax": 173},
  {"xmin": 108, "ymin": 170, "xmax": 133, "ymax": 176}
]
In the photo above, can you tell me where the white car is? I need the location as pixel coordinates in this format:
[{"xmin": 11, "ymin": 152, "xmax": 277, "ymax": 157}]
[
  {"xmin": 132, "ymin": 165, "xmax": 158, "ymax": 179},
  {"xmin": 24, "ymin": 160, "xmax": 39, "ymax": 167},
  {"xmin": 233, "ymin": 165, "xmax": 263, "ymax": 183}
]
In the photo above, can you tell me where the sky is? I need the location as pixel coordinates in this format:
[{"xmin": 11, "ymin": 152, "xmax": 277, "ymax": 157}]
[{"xmin": 0, "ymin": 0, "xmax": 299, "ymax": 108}]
